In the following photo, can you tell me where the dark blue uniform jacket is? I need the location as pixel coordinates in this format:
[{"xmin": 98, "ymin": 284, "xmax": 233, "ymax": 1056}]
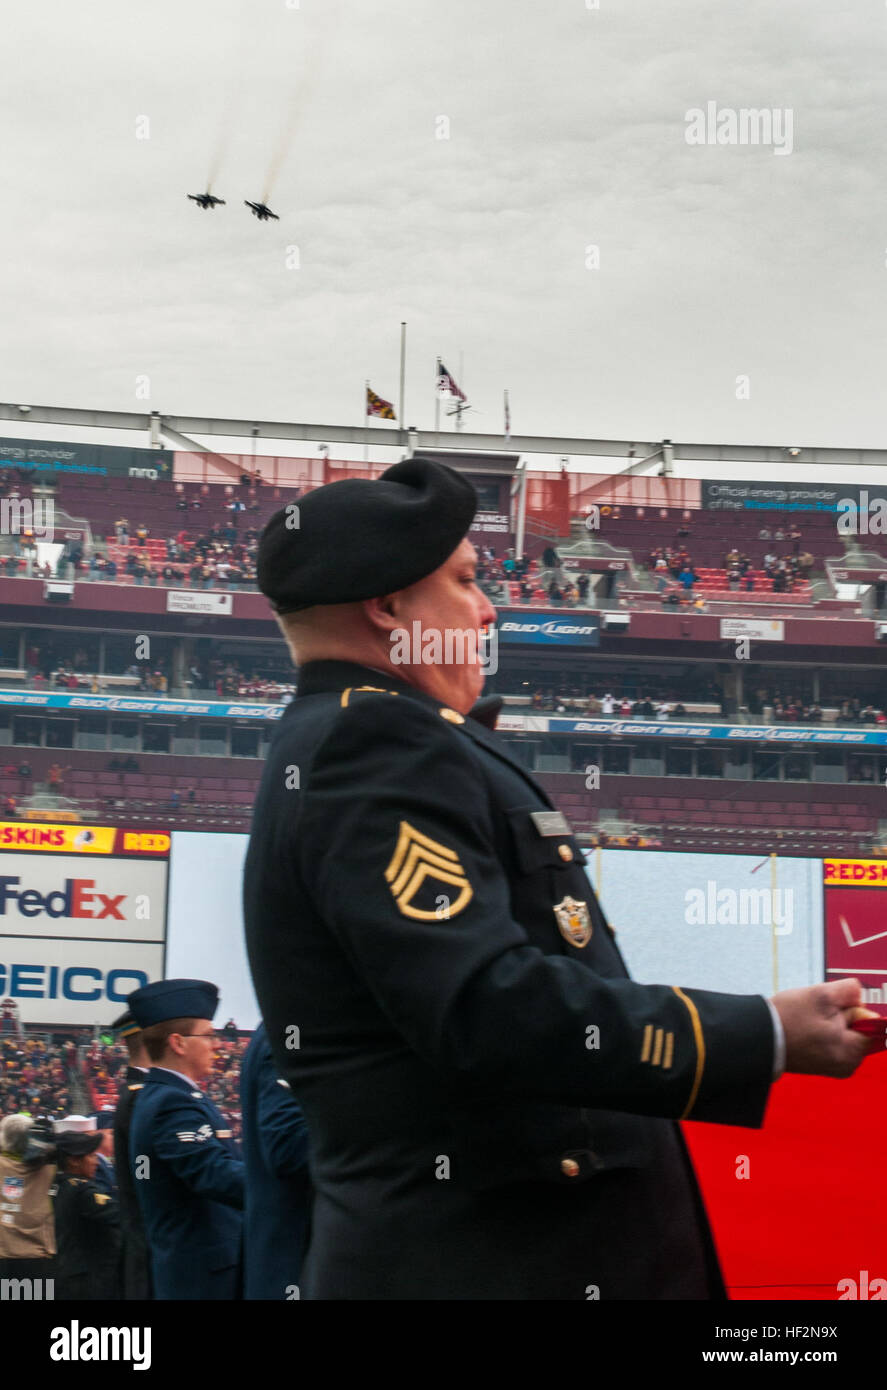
[
  {"xmin": 129, "ymin": 1067, "xmax": 244, "ymax": 1299},
  {"xmin": 240, "ymin": 1023, "xmax": 312, "ymax": 1299}
]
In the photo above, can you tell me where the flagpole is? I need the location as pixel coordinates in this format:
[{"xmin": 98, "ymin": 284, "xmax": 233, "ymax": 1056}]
[
  {"xmin": 434, "ymin": 357, "xmax": 441, "ymax": 440},
  {"xmin": 364, "ymin": 380, "xmax": 369, "ymax": 464},
  {"xmin": 399, "ymin": 323, "xmax": 406, "ymax": 434}
]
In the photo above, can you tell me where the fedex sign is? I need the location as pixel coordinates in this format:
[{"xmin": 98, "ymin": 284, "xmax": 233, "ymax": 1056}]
[
  {"xmin": 0, "ymin": 877, "xmax": 125, "ymax": 920},
  {"xmin": 0, "ymin": 850, "xmax": 167, "ymax": 1023}
]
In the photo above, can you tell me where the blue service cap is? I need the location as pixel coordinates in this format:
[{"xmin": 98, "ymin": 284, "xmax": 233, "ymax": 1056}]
[
  {"xmin": 109, "ymin": 1009, "xmax": 140, "ymax": 1039},
  {"xmin": 127, "ymin": 979, "xmax": 219, "ymax": 1028}
]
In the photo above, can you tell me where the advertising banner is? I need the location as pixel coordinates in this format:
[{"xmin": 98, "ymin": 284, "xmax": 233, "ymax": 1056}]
[
  {"xmin": 0, "ymin": 823, "xmax": 168, "ymax": 1023},
  {"xmin": 0, "ymin": 690, "xmax": 285, "ymax": 720},
  {"xmin": 823, "ymin": 859, "xmax": 887, "ymax": 1015},
  {"xmin": 702, "ymin": 478, "xmax": 887, "ymax": 514},
  {"xmin": 498, "ymin": 616, "xmax": 600, "ymax": 647},
  {"xmin": 166, "ymin": 590, "xmax": 234, "ymax": 617},
  {"xmin": 719, "ymin": 618, "xmax": 785, "ymax": 642},
  {"xmin": 0, "ymin": 940, "xmax": 163, "ymax": 1024},
  {"xmin": 0, "ymin": 436, "xmax": 173, "ymax": 482}
]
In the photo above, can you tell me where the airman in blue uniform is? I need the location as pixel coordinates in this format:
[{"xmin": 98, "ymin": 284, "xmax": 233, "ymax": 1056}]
[
  {"xmin": 240, "ymin": 1022, "xmax": 311, "ymax": 1299},
  {"xmin": 127, "ymin": 979, "xmax": 245, "ymax": 1300}
]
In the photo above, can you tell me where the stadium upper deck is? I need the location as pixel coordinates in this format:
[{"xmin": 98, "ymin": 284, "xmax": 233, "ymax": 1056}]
[{"xmin": 0, "ymin": 433, "xmax": 885, "ymax": 853}]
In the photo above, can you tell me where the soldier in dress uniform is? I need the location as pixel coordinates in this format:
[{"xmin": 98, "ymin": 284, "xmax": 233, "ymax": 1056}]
[
  {"xmin": 240, "ymin": 1021, "xmax": 311, "ymax": 1300},
  {"xmin": 53, "ymin": 1120, "xmax": 120, "ymax": 1301},
  {"xmin": 111, "ymin": 1009, "xmax": 151, "ymax": 1299},
  {"xmin": 127, "ymin": 979, "xmax": 244, "ymax": 1300},
  {"xmin": 243, "ymin": 456, "xmax": 869, "ymax": 1300}
]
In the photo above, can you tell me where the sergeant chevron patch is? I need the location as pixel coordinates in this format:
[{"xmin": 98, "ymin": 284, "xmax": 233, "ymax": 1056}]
[{"xmin": 385, "ymin": 820, "xmax": 474, "ymax": 921}]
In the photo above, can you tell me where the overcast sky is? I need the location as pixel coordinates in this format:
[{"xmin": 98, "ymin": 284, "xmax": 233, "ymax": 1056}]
[{"xmin": 1, "ymin": 0, "xmax": 886, "ymax": 468}]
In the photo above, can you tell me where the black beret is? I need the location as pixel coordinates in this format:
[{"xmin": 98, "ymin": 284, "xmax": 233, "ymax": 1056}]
[{"xmin": 257, "ymin": 456, "xmax": 478, "ymax": 615}]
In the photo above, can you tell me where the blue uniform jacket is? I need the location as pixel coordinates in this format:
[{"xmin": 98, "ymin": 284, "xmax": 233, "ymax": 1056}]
[
  {"xmin": 92, "ymin": 1152, "xmax": 118, "ymax": 1201},
  {"xmin": 240, "ymin": 1023, "xmax": 312, "ymax": 1299},
  {"xmin": 129, "ymin": 1067, "xmax": 245, "ymax": 1300}
]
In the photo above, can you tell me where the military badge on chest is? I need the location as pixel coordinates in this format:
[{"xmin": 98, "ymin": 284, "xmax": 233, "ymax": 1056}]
[{"xmin": 553, "ymin": 896, "xmax": 592, "ymax": 948}]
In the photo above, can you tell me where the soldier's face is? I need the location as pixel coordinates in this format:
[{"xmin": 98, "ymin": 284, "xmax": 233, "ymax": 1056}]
[{"xmin": 388, "ymin": 540, "xmax": 498, "ymax": 713}]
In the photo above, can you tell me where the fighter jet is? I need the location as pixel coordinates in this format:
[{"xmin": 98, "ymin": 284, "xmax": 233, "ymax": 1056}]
[
  {"xmin": 188, "ymin": 193, "xmax": 226, "ymax": 209},
  {"xmin": 245, "ymin": 200, "xmax": 279, "ymax": 221}
]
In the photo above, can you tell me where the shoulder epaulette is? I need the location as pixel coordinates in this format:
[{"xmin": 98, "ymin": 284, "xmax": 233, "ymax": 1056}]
[{"xmin": 340, "ymin": 685, "xmax": 400, "ymax": 708}]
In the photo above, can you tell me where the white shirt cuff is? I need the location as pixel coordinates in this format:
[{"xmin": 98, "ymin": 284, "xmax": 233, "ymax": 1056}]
[{"xmin": 766, "ymin": 998, "xmax": 785, "ymax": 1080}]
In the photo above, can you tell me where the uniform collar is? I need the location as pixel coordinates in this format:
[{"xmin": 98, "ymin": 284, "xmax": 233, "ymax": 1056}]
[
  {"xmin": 147, "ymin": 1066, "xmax": 202, "ymax": 1095},
  {"xmin": 295, "ymin": 659, "xmax": 556, "ymax": 809}
]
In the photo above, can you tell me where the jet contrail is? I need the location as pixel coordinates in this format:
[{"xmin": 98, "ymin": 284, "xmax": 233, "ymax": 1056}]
[{"xmin": 260, "ymin": 1, "xmax": 342, "ymax": 205}]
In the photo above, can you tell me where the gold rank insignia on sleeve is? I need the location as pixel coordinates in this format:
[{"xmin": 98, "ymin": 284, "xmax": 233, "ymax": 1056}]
[
  {"xmin": 640, "ymin": 1024, "xmax": 675, "ymax": 1070},
  {"xmin": 553, "ymin": 896, "xmax": 592, "ymax": 948},
  {"xmin": 385, "ymin": 820, "xmax": 474, "ymax": 921},
  {"xmin": 94, "ymin": 1192, "xmax": 111, "ymax": 1205}
]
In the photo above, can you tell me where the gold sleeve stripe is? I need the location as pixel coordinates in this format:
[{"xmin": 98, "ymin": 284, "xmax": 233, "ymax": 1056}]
[
  {"xmin": 652, "ymin": 1027, "xmax": 664, "ymax": 1067},
  {"xmin": 385, "ymin": 821, "xmax": 460, "ymax": 882},
  {"xmin": 672, "ymin": 986, "xmax": 705, "ymax": 1119},
  {"xmin": 663, "ymin": 1031, "xmax": 674, "ymax": 1070},
  {"xmin": 389, "ymin": 844, "xmax": 464, "ymax": 900},
  {"xmin": 640, "ymin": 1023, "xmax": 653, "ymax": 1062}
]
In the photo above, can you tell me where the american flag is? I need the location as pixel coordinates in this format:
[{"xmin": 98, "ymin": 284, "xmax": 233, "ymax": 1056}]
[{"xmin": 437, "ymin": 360, "xmax": 466, "ymax": 401}]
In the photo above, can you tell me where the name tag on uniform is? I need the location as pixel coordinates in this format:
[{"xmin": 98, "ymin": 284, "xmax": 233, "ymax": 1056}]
[{"xmin": 530, "ymin": 811, "xmax": 571, "ymax": 837}]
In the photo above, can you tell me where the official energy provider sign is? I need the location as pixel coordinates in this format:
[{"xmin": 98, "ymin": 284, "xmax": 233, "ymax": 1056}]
[
  {"xmin": 824, "ymin": 859, "xmax": 887, "ymax": 1015},
  {"xmin": 0, "ymin": 822, "xmax": 168, "ymax": 1025}
]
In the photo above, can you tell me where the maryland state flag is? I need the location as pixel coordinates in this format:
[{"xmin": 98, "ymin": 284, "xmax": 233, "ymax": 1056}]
[{"xmin": 366, "ymin": 385, "xmax": 396, "ymax": 420}]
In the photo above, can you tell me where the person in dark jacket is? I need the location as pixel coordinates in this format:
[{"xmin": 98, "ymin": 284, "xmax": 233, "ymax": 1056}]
[
  {"xmin": 127, "ymin": 979, "xmax": 244, "ymax": 1300},
  {"xmin": 92, "ymin": 1118, "xmax": 118, "ymax": 1201},
  {"xmin": 111, "ymin": 1008, "xmax": 151, "ymax": 1299},
  {"xmin": 240, "ymin": 1022, "xmax": 312, "ymax": 1299},
  {"xmin": 53, "ymin": 1125, "xmax": 120, "ymax": 1301},
  {"xmin": 243, "ymin": 457, "xmax": 869, "ymax": 1301}
]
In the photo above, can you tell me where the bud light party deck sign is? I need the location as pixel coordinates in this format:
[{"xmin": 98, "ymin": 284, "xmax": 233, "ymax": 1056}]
[{"xmin": 0, "ymin": 823, "xmax": 167, "ymax": 1024}]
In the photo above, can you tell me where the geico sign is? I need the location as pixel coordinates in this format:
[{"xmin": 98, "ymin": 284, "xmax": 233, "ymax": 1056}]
[
  {"xmin": 0, "ymin": 964, "xmax": 148, "ymax": 1001},
  {"xmin": 500, "ymin": 622, "xmax": 597, "ymax": 636},
  {"xmin": 0, "ymin": 877, "xmax": 125, "ymax": 919}
]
